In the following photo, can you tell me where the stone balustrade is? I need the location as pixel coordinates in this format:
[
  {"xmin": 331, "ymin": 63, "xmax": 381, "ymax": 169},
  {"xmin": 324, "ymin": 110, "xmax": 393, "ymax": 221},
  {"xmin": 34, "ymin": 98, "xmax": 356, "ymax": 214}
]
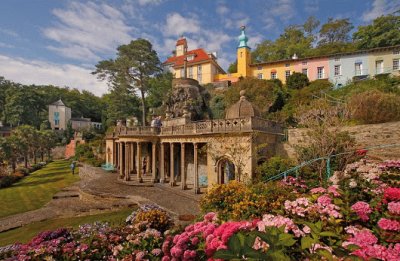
[{"xmin": 107, "ymin": 117, "xmax": 283, "ymax": 138}]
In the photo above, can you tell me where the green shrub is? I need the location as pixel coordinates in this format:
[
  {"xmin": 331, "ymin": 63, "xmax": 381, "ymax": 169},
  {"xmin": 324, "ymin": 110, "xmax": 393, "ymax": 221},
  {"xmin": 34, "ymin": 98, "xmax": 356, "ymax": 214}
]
[
  {"xmin": 0, "ymin": 175, "xmax": 20, "ymax": 188},
  {"xmin": 286, "ymin": 72, "xmax": 310, "ymax": 89},
  {"xmin": 256, "ymin": 156, "xmax": 294, "ymax": 182}
]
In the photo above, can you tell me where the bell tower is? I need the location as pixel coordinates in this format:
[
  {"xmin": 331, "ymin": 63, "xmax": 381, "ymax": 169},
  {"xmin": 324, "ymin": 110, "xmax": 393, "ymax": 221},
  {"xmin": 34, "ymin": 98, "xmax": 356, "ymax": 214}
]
[
  {"xmin": 176, "ymin": 36, "xmax": 187, "ymax": 57},
  {"xmin": 237, "ymin": 26, "xmax": 251, "ymax": 77}
]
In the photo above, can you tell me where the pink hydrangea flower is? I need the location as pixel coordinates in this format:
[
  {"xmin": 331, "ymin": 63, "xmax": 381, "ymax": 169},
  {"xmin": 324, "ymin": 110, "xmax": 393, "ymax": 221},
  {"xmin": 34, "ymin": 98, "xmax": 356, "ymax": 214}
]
[
  {"xmin": 351, "ymin": 201, "xmax": 372, "ymax": 221},
  {"xmin": 378, "ymin": 218, "xmax": 400, "ymax": 231},
  {"xmin": 317, "ymin": 195, "xmax": 332, "ymax": 206},
  {"xmin": 342, "ymin": 229, "xmax": 378, "ymax": 248},
  {"xmin": 327, "ymin": 185, "xmax": 341, "ymax": 197},
  {"xmin": 310, "ymin": 187, "xmax": 326, "ymax": 194},
  {"xmin": 388, "ymin": 202, "xmax": 400, "ymax": 215},
  {"xmin": 384, "ymin": 188, "xmax": 400, "ymax": 201}
]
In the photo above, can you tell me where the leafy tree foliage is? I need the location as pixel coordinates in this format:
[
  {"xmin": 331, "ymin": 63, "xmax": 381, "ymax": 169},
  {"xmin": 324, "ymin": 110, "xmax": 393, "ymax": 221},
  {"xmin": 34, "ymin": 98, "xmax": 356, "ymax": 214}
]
[
  {"xmin": 93, "ymin": 39, "xmax": 161, "ymax": 126},
  {"xmin": 228, "ymin": 61, "xmax": 237, "ymax": 73},
  {"xmin": 318, "ymin": 18, "xmax": 353, "ymax": 45},
  {"xmin": 286, "ymin": 72, "xmax": 310, "ymax": 90},
  {"xmin": 353, "ymin": 14, "xmax": 400, "ymax": 49},
  {"xmin": 146, "ymin": 72, "xmax": 173, "ymax": 109}
]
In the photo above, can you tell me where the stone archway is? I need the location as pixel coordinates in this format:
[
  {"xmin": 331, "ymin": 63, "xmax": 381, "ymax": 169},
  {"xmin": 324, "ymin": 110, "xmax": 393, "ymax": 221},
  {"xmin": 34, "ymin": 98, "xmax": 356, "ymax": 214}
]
[{"xmin": 217, "ymin": 157, "xmax": 235, "ymax": 184}]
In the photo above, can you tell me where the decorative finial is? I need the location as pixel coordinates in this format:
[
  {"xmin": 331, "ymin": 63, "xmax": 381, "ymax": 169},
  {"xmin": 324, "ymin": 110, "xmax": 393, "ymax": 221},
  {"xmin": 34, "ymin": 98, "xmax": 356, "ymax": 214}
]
[
  {"xmin": 240, "ymin": 90, "xmax": 246, "ymax": 100},
  {"xmin": 238, "ymin": 26, "xmax": 249, "ymax": 49}
]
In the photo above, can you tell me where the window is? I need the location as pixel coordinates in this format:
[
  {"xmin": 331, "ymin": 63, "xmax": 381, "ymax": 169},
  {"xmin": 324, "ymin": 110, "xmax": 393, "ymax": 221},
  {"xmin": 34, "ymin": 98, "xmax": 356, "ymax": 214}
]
[
  {"xmin": 197, "ymin": 65, "xmax": 202, "ymax": 83},
  {"xmin": 334, "ymin": 65, "xmax": 341, "ymax": 76},
  {"xmin": 285, "ymin": 63, "xmax": 290, "ymax": 67},
  {"xmin": 54, "ymin": 112, "xmax": 60, "ymax": 126},
  {"xmin": 285, "ymin": 70, "xmax": 291, "ymax": 80},
  {"xmin": 188, "ymin": 67, "xmax": 193, "ymax": 78},
  {"xmin": 271, "ymin": 72, "xmax": 277, "ymax": 79},
  {"xmin": 376, "ymin": 60, "xmax": 384, "ymax": 74},
  {"xmin": 187, "ymin": 55, "xmax": 194, "ymax": 61},
  {"xmin": 302, "ymin": 68, "xmax": 308, "ymax": 76},
  {"xmin": 393, "ymin": 59, "xmax": 399, "ymax": 71},
  {"xmin": 180, "ymin": 68, "xmax": 184, "ymax": 77},
  {"xmin": 334, "ymin": 57, "xmax": 340, "ymax": 61},
  {"xmin": 257, "ymin": 66, "xmax": 262, "ymax": 70},
  {"xmin": 355, "ymin": 63, "xmax": 363, "ymax": 76},
  {"xmin": 257, "ymin": 73, "xmax": 263, "ymax": 79},
  {"xmin": 302, "ymin": 61, "xmax": 307, "ymax": 65},
  {"xmin": 317, "ymin": 67, "xmax": 324, "ymax": 79},
  {"xmin": 394, "ymin": 50, "xmax": 400, "ymax": 55}
]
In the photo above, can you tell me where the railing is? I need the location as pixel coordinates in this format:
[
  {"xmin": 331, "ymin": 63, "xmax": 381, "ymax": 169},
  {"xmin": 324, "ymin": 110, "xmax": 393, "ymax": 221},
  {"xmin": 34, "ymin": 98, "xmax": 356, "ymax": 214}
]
[{"xmin": 108, "ymin": 117, "xmax": 284, "ymax": 138}]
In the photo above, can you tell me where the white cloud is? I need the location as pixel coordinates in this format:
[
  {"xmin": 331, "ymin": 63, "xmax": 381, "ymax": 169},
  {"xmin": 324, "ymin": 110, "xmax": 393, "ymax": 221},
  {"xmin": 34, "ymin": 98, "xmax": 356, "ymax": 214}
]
[
  {"xmin": 0, "ymin": 42, "xmax": 14, "ymax": 48},
  {"xmin": 263, "ymin": 0, "xmax": 296, "ymax": 31},
  {"xmin": 216, "ymin": 4, "xmax": 229, "ymax": 15},
  {"xmin": 137, "ymin": 0, "xmax": 164, "ymax": 6},
  {"xmin": 43, "ymin": 2, "xmax": 133, "ymax": 61},
  {"xmin": 0, "ymin": 28, "xmax": 19, "ymax": 38},
  {"xmin": 362, "ymin": 0, "xmax": 400, "ymax": 21},
  {"xmin": 304, "ymin": 0, "xmax": 319, "ymax": 13},
  {"xmin": 0, "ymin": 55, "xmax": 108, "ymax": 96},
  {"xmin": 163, "ymin": 13, "xmax": 201, "ymax": 37}
]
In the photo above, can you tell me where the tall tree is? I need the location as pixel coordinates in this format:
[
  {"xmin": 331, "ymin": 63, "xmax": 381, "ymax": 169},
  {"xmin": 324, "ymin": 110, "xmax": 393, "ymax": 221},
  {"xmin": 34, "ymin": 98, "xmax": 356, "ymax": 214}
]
[
  {"xmin": 303, "ymin": 16, "xmax": 320, "ymax": 37},
  {"xmin": 13, "ymin": 125, "xmax": 37, "ymax": 167},
  {"xmin": 93, "ymin": 39, "xmax": 161, "ymax": 126},
  {"xmin": 318, "ymin": 18, "xmax": 354, "ymax": 45},
  {"xmin": 146, "ymin": 72, "xmax": 173, "ymax": 109},
  {"xmin": 353, "ymin": 14, "xmax": 400, "ymax": 49}
]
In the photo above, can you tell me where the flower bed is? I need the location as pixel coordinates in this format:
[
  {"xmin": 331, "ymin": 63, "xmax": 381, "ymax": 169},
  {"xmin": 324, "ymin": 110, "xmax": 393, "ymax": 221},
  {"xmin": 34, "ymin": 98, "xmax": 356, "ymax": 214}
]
[{"xmin": 1, "ymin": 159, "xmax": 400, "ymax": 260}]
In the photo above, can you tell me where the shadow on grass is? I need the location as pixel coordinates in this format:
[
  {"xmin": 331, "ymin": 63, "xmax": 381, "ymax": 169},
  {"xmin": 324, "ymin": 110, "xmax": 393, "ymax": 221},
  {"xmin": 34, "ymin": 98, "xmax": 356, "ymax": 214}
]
[{"xmin": 12, "ymin": 177, "xmax": 65, "ymax": 187}]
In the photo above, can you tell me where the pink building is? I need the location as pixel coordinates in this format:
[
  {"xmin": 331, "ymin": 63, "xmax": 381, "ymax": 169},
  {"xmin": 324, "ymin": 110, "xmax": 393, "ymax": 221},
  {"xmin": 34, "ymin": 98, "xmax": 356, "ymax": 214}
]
[{"xmin": 293, "ymin": 56, "xmax": 330, "ymax": 81}]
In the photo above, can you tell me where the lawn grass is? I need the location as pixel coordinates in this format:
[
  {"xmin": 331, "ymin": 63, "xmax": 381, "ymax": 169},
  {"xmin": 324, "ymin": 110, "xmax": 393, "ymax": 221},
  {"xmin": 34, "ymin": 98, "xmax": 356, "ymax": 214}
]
[
  {"xmin": 0, "ymin": 208, "xmax": 133, "ymax": 246},
  {"xmin": 0, "ymin": 160, "xmax": 80, "ymax": 218}
]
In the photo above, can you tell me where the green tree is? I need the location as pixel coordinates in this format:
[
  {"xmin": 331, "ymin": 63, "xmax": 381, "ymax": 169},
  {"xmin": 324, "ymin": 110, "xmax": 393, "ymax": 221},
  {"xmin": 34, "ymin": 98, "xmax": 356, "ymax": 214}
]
[
  {"xmin": 146, "ymin": 72, "xmax": 173, "ymax": 109},
  {"xmin": 286, "ymin": 72, "xmax": 310, "ymax": 90},
  {"xmin": 13, "ymin": 125, "xmax": 38, "ymax": 167},
  {"xmin": 303, "ymin": 16, "xmax": 320, "ymax": 37},
  {"xmin": 227, "ymin": 61, "xmax": 237, "ymax": 73},
  {"xmin": 353, "ymin": 14, "xmax": 400, "ymax": 49},
  {"xmin": 0, "ymin": 135, "xmax": 25, "ymax": 172},
  {"xmin": 93, "ymin": 39, "xmax": 161, "ymax": 126},
  {"xmin": 318, "ymin": 18, "xmax": 354, "ymax": 45}
]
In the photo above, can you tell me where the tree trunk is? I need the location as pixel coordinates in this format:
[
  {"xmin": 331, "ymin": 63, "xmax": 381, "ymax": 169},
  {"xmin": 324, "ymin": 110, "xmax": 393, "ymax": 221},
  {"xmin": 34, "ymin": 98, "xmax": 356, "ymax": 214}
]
[
  {"xmin": 12, "ymin": 161, "xmax": 16, "ymax": 173},
  {"xmin": 140, "ymin": 89, "xmax": 146, "ymax": 126},
  {"xmin": 24, "ymin": 155, "xmax": 28, "ymax": 168},
  {"xmin": 41, "ymin": 152, "xmax": 44, "ymax": 162},
  {"xmin": 34, "ymin": 152, "xmax": 37, "ymax": 164}
]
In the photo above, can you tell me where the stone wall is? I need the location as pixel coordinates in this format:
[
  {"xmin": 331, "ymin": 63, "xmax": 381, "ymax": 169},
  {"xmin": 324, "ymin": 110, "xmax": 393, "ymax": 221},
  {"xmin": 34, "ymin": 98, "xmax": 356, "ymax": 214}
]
[{"xmin": 277, "ymin": 121, "xmax": 400, "ymax": 160}]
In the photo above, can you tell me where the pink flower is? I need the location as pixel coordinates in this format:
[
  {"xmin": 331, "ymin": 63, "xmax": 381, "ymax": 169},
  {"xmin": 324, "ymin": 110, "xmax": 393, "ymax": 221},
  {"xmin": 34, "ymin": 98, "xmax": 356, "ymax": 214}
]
[
  {"xmin": 190, "ymin": 237, "xmax": 199, "ymax": 246},
  {"xmin": 310, "ymin": 187, "xmax": 326, "ymax": 194},
  {"xmin": 327, "ymin": 185, "xmax": 341, "ymax": 197},
  {"xmin": 302, "ymin": 225, "xmax": 311, "ymax": 234},
  {"xmin": 310, "ymin": 243, "xmax": 332, "ymax": 254},
  {"xmin": 388, "ymin": 202, "xmax": 400, "ymax": 215},
  {"xmin": 378, "ymin": 218, "xmax": 400, "ymax": 231},
  {"xmin": 317, "ymin": 195, "xmax": 332, "ymax": 206},
  {"xmin": 253, "ymin": 237, "xmax": 269, "ymax": 251},
  {"xmin": 151, "ymin": 248, "xmax": 162, "ymax": 256},
  {"xmin": 351, "ymin": 201, "xmax": 372, "ymax": 221},
  {"xmin": 204, "ymin": 212, "xmax": 217, "ymax": 222},
  {"xmin": 343, "ymin": 229, "xmax": 378, "ymax": 248},
  {"xmin": 384, "ymin": 188, "xmax": 400, "ymax": 201}
]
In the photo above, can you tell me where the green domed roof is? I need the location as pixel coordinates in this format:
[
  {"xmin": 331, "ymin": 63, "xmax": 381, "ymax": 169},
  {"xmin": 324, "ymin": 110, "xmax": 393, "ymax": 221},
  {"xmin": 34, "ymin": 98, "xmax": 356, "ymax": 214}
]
[{"xmin": 238, "ymin": 26, "xmax": 249, "ymax": 48}]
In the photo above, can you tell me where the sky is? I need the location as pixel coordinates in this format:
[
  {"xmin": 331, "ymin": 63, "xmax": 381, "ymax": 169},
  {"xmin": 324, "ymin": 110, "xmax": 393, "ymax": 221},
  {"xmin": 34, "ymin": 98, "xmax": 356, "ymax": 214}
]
[{"xmin": 0, "ymin": 0, "xmax": 398, "ymax": 96}]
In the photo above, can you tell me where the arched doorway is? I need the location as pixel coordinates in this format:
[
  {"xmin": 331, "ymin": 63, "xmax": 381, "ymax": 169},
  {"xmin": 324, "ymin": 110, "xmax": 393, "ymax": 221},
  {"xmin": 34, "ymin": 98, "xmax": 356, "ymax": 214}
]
[{"xmin": 217, "ymin": 158, "xmax": 235, "ymax": 184}]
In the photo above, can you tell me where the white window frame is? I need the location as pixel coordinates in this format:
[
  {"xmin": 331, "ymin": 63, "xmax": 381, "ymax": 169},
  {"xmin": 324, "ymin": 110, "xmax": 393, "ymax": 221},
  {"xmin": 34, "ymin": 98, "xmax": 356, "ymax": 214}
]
[
  {"xmin": 257, "ymin": 73, "xmax": 263, "ymax": 79},
  {"xmin": 376, "ymin": 60, "xmax": 384, "ymax": 74},
  {"xmin": 271, "ymin": 72, "xmax": 277, "ymax": 79},
  {"xmin": 317, "ymin": 67, "xmax": 324, "ymax": 79},
  {"xmin": 355, "ymin": 63, "xmax": 363, "ymax": 76},
  {"xmin": 302, "ymin": 68, "xmax": 308, "ymax": 76},
  {"xmin": 197, "ymin": 65, "xmax": 202, "ymax": 83},
  {"xmin": 334, "ymin": 65, "xmax": 341, "ymax": 76},
  {"xmin": 188, "ymin": 66, "xmax": 193, "ymax": 78},
  {"xmin": 285, "ymin": 70, "xmax": 291, "ymax": 80},
  {"xmin": 393, "ymin": 59, "xmax": 399, "ymax": 71}
]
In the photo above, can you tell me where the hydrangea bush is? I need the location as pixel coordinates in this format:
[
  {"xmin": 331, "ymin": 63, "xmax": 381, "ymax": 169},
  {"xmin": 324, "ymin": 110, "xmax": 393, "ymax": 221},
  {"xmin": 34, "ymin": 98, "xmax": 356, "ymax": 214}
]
[{"xmin": 1, "ymin": 159, "xmax": 400, "ymax": 260}]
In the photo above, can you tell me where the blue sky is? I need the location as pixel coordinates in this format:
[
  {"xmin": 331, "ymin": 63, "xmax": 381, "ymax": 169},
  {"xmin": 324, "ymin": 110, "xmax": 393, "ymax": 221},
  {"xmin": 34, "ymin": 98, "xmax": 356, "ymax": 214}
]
[{"xmin": 0, "ymin": 0, "xmax": 398, "ymax": 96}]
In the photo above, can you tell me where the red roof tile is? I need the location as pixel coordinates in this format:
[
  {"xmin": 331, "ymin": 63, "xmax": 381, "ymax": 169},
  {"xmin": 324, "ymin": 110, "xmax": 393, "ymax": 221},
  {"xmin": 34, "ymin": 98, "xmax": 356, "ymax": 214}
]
[
  {"xmin": 163, "ymin": 48, "xmax": 212, "ymax": 67},
  {"xmin": 176, "ymin": 38, "xmax": 187, "ymax": 46}
]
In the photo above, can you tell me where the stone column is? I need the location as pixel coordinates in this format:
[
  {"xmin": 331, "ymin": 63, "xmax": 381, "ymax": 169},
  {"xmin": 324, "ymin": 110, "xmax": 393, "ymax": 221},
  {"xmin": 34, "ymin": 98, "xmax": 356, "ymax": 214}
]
[
  {"xmin": 160, "ymin": 143, "xmax": 165, "ymax": 183},
  {"xmin": 119, "ymin": 142, "xmax": 124, "ymax": 179},
  {"xmin": 125, "ymin": 143, "xmax": 130, "ymax": 181},
  {"xmin": 152, "ymin": 142, "xmax": 157, "ymax": 183},
  {"xmin": 113, "ymin": 141, "xmax": 117, "ymax": 166},
  {"xmin": 181, "ymin": 143, "xmax": 186, "ymax": 190},
  {"xmin": 136, "ymin": 142, "xmax": 143, "ymax": 183},
  {"xmin": 194, "ymin": 143, "xmax": 199, "ymax": 194},
  {"xmin": 170, "ymin": 143, "xmax": 175, "ymax": 186}
]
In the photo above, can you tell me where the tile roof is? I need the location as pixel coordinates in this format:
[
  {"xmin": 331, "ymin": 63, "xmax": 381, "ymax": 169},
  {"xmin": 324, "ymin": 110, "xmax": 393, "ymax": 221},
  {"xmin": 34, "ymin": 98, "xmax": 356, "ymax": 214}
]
[
  {"xmin": 176, "ymin": 38, "xmax": 187, "ymax": 46},
  {"xmin": 51, "ymin": 99, "xmax": 65, "ymax": 106},
  {"xmin": 163, "ymin": 48, "xmax": 212, "ymax": 67}
]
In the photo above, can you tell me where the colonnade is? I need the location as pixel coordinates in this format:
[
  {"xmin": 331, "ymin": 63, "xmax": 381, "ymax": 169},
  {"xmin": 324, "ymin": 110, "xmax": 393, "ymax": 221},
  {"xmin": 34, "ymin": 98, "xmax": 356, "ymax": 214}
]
[{"xmin": 113, "ymin": 141, "xmax": 201, "ymax": 194}]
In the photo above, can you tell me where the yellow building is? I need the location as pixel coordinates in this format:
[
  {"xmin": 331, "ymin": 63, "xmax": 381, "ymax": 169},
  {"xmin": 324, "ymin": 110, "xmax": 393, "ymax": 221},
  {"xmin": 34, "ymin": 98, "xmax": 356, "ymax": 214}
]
[
  {"xmin": 367, "ymin": 46, "xmax": 400, "ymax": 76},
  {"xmin": 163, "ymin": 38, "xmax": 226, "ymax": 84}
]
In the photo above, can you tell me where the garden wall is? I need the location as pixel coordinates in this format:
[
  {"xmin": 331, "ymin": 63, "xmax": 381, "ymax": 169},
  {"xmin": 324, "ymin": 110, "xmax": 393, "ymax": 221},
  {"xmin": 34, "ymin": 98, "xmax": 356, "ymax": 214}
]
[{"xmin": 277, "ymin": 121, "xmax": 400, "ymax": 160}]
